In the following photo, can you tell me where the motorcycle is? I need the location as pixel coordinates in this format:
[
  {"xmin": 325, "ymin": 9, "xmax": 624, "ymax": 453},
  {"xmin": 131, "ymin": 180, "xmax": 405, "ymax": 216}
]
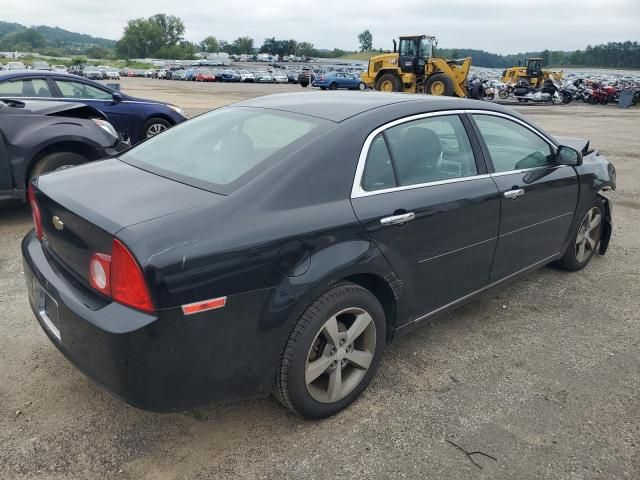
[
  {"xmin": 468, "ymin": 78, "xmax": 495, "ymax": 101},
  {"xmin": 513, "ymin": 79, "xmax": 571, "ymax": 105}
]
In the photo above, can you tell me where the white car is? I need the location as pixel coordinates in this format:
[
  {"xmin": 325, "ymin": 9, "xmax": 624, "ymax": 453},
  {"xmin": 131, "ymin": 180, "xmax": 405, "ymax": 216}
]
[
  {"xmin": 256, "ymin": 71, "xmax": 274, "ymax": 83},
  {"xmin": 240, "ymin": 71, "xmax": 255, "ymax": 82},
  {"xmin": 6, "ymin": 61, "xmax": 26, "ymax": 70},
  {"xmin": 52, "ymin": 65, "xmax": 68, "ymax": 74},
  {"xmin": 105, "ymin": 70, "xmax": 120, "ymax": 80},
  {"xmin": 273, "ymin": 73, "xmax": 288, "ymax": 84}
]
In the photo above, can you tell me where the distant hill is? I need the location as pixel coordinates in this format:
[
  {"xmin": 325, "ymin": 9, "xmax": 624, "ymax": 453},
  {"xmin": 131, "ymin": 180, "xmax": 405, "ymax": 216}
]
[{"xmin": 0, "ymin": 21, "xmax": 115, "ymax": 56}]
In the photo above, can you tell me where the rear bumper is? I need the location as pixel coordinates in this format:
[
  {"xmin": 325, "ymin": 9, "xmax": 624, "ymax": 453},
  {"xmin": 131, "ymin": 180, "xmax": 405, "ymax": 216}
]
[{"xmin": 22, "ymin": 231, "xmax": 299, "ymax": 411}]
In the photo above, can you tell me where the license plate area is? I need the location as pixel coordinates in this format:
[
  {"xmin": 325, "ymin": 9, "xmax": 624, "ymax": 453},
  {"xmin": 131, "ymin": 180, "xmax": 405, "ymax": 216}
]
[{"xmin": 33, "ymin": 279, "xmax": 61, "ymax": 341}]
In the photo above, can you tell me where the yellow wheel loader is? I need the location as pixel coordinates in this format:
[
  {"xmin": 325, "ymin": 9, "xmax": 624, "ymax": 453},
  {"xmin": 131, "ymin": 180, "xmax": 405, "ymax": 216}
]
[
  {"xmin": 361, "ymin": 35, "xmax": 472, "ymax": 97},
  {"xmin": 501, "ymin": 58, "xmax": 564, "ymax": 88}
]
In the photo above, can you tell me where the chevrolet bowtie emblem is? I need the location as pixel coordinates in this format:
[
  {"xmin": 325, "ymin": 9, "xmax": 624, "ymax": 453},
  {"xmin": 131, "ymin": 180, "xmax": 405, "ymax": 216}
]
[{"xmin": 52, "ymin": 216, "xmax": 64, "ymax": 231}]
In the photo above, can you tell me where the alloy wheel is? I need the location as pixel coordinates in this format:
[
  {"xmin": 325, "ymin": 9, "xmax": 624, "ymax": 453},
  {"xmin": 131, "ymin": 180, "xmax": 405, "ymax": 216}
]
[
  {"xmin": 146, "ymin": 123, "xmax": 168, "ymax": 138},
  {"xmin": 575, "ymin": 207, "xmax": 601, "ymax": 263},
  {"xmin": 305, "ymin": 307, "xmax": 376, "ymax": 403}
]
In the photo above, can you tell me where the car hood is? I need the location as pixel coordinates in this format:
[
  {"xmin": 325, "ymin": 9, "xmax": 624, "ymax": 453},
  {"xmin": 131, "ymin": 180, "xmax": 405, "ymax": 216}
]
[{"xmin": 555, "ymin": 136, "xmax": 591, "ymax": 154}]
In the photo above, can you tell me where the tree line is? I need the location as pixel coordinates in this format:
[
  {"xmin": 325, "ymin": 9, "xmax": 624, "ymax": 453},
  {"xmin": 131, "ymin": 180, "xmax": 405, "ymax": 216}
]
[
  {"xmin": 439, "ymin": 41, "xmax": 640, "ymax": 69},
  {"xmin": 2, "ymin": 15, "xmax": 639, "ymax": 69}
]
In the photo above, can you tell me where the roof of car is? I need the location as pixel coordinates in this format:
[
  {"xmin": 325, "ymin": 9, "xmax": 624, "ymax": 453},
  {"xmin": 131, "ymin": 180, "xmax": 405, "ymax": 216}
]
[
  {"xmin": 0, "ymin": 70, "xmax": 87, "ymax": 80},
  {"xmin": 232, "ymin": 91, "xmax": 509, "ymax": 123}
]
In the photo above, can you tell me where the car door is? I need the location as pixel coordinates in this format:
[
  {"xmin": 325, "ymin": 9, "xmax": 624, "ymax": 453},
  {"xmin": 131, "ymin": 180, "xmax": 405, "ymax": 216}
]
[
  {"xmin": 49, "ymin": 77, "xmax": 131, "ymax": 139},
  {"xmin": 470, "ymin": 113, "xmax": 579, "ymax": 281},
  {"xmin": 351, "ymin": 112, "xmax": 501, "ymax": 321}
]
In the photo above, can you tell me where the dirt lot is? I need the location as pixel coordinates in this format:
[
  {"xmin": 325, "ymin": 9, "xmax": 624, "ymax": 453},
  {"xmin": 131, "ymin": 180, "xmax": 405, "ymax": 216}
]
[{"xmin": 1, "ymin": 79, "xmax": 639, "ymax": 480}]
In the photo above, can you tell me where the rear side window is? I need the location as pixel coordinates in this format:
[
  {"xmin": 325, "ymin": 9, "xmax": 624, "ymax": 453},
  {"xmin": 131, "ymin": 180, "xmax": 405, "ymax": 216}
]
[
  {"xmin": 360, "ymin": 114, "xmax": 477, "ymax": 191},
  {"xmin": 362, "ymin": 134, "xmax": 396, "ymax": 191},
  {"xmin": 121, "ymin": 107, "xmax": 327, "ymax": 194},
  {"xmin": 0, "ymin": 79, "xmax": 51, "ymax": 97}
]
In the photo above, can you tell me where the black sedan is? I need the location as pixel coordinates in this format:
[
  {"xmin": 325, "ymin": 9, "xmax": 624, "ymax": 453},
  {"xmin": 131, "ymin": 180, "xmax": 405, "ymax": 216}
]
[
  {"xmin": 22, "ymin": 92, "xmax": 616, "ymax": 418},
  {"xmin": 1, "ymin": 98, "xmax": 127, "ymax": 202}
]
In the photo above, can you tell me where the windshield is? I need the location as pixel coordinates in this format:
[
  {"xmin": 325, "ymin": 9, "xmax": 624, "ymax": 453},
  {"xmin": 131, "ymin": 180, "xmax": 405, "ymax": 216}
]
[
  {"xmin": 120, "ymin": 107, "xmax": 329, "ymax": 194},
  {"xmin": 419, "ymin": 38, "xmax": 434, "ymax": 59}
]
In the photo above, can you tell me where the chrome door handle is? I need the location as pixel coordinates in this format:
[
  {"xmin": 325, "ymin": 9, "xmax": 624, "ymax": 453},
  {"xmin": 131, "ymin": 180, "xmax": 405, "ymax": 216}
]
[
  {"xmin": 380, "ymin": 212, "xmax": 415, "ymax": 225},
  {"xmin": 504, "ymin": 188, "xmax": 525, "ymax": 199}
]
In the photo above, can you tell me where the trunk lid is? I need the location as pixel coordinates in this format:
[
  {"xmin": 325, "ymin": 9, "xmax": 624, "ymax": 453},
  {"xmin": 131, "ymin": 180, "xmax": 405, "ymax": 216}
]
[{"xmin": 34, "ymin": 158, "xmax": 219, "ymax": 288}]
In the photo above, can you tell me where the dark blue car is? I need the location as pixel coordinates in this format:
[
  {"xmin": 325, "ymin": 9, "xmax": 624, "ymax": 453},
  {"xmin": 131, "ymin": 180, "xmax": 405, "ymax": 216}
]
[{"xmin": 0, "ymin": 71, "xmax": 187, "ymax": 144}]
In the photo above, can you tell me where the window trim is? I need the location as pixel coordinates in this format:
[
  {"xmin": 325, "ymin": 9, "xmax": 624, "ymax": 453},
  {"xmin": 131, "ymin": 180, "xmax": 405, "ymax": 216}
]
[{"xmin": 351, "ymin": 109, "xmax": 558, "ymax": 199}]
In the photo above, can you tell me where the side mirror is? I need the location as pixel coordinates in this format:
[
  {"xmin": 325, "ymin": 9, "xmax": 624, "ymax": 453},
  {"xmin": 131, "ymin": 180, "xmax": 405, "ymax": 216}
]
[
  {"xmin": 112, "ymin": 92, "xmax": 123, "ymax": 102},
  {"xmin": 556, "ymin": 145, "xmax": 582, "ymax": 166}
]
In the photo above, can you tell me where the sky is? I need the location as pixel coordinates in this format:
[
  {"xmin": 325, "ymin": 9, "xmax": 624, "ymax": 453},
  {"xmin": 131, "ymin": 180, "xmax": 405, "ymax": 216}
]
[{"xmin": 1, "ymin": 0, "xmax": 639, "ymax": 54}]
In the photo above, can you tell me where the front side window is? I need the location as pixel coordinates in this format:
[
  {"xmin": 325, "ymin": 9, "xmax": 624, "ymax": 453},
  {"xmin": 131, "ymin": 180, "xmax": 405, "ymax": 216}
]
[
  {"xmin": 473, "ymin": 114, "xmax": 554, "ymax": 172},
  {"xmin": 55, "ymin": 80, "xmax": 112, "ymax": 100},
  {"xmin": 121, "ymin": 107, "xmax": 327, "ymax": 194},
  {"xmin": 0, "ymin": 79, "xmax": 51, "ymax": 97}
]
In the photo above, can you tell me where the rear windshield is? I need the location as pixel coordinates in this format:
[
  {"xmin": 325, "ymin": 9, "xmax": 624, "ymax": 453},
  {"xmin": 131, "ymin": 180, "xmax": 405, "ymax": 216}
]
[{"xmin": 120, "ymin": 107, "xmax": 328, "ymax": 194}]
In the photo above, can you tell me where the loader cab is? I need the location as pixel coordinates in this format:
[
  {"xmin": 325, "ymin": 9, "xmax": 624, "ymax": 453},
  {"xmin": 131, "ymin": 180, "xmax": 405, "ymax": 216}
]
[
  {"xmin": 526, "ymin": 58, "xmax": 543, "ymax": 79},
  {"xmin": 397, "ymin": 35, "xmax": 435, "ymax": 74}
]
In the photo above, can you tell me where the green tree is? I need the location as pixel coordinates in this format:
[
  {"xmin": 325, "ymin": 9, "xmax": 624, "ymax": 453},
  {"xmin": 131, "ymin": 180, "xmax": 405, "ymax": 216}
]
[
  {"xmin": 296, "ymin": 41, "xmax": 315, "ymax": 57},
  {"xmin": 199, "ymin": 36, "xmax": 220, "ymax": 53},
  {"xmin": 357, "ymin": 30, "xmax": 372, "ymax": 52},
  {"xmin": 232, "ymin": 36, "xmax": 254, "ymax": 54},
  {"xmin": 115, "ymin": 14, "xmax": 186, "ymax": 58}
]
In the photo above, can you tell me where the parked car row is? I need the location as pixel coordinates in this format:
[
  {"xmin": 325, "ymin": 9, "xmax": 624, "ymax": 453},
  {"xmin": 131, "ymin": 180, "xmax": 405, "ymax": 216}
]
[{"xmin": 152, "ymin": 66, "xmax": 297, "ymax": 84}]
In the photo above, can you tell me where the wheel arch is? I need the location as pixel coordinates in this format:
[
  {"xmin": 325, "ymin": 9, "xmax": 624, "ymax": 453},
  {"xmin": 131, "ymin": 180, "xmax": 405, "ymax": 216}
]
[
  {"xmin": 341, "ymin": 272, "xmax": 398, "ymax": 343},
  {"xmin": 25, "ymin": 140, "xmax": 100, "ymax": 188},
  {"xmin": 597, "ymin": 192, "xmax": 613, "ymax": 255}
]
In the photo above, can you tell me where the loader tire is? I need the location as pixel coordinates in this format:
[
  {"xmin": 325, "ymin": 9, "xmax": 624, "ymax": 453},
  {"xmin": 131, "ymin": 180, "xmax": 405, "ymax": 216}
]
[
  {"xmin": 425, "ymin": 74, "xmax": 455, "ymax": 96},
  {"xmin": 375, "ymin": 73, "xmax": 402, "ymax": 92}
]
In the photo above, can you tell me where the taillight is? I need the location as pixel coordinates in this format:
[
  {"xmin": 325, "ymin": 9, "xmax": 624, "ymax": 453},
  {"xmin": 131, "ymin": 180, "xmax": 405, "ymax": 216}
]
[
  {"xmin": 111, "ymin": 239, "xmax": 154, "ymax": 313},
  {"xmin": 28, "ymin": 184, "xmax": 43, "ymax": 241},
  {"xmin": 88, "ymin": 238, "xmax": 155, "ymax": 313}
]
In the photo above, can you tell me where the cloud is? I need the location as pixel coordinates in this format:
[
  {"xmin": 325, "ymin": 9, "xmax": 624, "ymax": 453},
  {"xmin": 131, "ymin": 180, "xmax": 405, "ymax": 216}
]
[{"xmin": 3, "ymin": 0, "xmax": 639, "ymax": 53}]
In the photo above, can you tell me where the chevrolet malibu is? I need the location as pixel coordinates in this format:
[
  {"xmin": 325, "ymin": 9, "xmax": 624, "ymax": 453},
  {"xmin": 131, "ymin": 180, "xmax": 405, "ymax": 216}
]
[{"xmin": 23, "ymin": 92, "xmax": 616, "ymax": 419}]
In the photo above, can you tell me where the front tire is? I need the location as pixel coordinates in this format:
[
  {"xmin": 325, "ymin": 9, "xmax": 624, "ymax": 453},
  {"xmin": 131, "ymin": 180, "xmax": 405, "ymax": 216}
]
[
  {"xmin": 425, "ymin": 73, "xmax": 455, "ymax": 96},
  {"xmin": 358, "ymin": 82, "xmax": 366, "ymax": 91},
  {"xmin": 142, "ymin": 117, "xmax": 171, "ymax": 139},
  {"xmin": 274, "ymin": 282, "xmax": 386, "ymax": 419},
  {"xmin": 329, "ymin": 82, "xmax": 338, "ymax": 90},
  {"xmin": 556, "ymin": 197, "xmax": 604, "ymax": 271}
]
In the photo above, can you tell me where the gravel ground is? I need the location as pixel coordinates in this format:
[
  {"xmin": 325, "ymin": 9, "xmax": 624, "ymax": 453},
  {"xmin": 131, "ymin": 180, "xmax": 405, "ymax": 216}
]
[{"xmin": 0, "ymin": 79, "xmax": 638, "ymax": 480}]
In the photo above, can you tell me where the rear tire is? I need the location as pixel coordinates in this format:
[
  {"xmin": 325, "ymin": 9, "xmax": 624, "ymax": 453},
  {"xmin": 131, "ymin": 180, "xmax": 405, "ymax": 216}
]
[
  {"xmin": 375, "ymin": 73, "xmax": 402, "ymax": 92},
  {"xmin": 29, "ymin": 152, "xmax": 88, "ymax": 185},
  {"xmin": 556, "ymin": 197, "xmax": 604, "ymax": 271},
  {"xmin": 274, "ymin": 282, "xmax": 386, "ymax": 419},
  {"xmin": 329, "ymin": 82, "xmax": 338, "ymax": 90},
  {"xmin": 425, "ymin": 73, "xmax": 455, "ymax": 96},
  {"xmin": 498, "ymin": 89, "xmax": 509, "ymax": 99}
]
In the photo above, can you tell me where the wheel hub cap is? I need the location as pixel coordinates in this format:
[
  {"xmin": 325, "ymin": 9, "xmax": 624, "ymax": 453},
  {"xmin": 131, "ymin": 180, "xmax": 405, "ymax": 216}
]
[
  {"xmin": 305, "ymin": 307, "xmax": 376, "ymax": 403},
  {"xmin": 575, "ymin": 207, "xmax": 601, "ymax": 263}
]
